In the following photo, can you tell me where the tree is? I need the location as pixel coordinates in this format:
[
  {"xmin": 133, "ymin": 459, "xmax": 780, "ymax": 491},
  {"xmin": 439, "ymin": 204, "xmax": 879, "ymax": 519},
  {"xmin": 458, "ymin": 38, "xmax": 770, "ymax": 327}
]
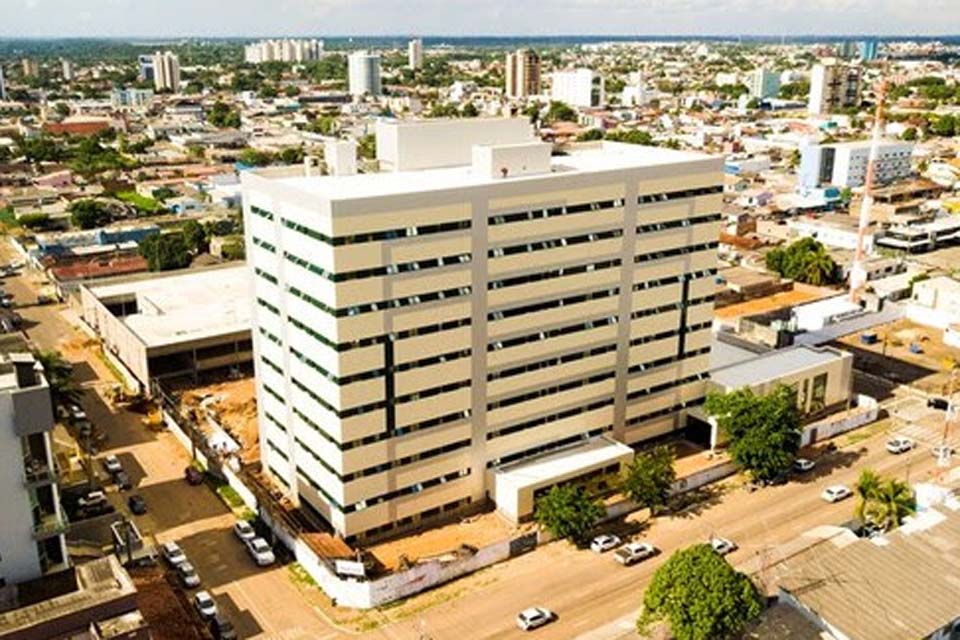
[
  {"xmin": 69, "ymin": 199, "xmax": 112, "ymax": 230},
  {"xmin": 533, "ymin": 484, "xmax": 604, "ymax": 545},
  {"xmin": 901, "ymin": 127, "xmax": 918, "ymax": 141},
  {"xmin": 237, "ymin": 148, "xmax": 274, "ymax": 167},
  {"xmin": 180, "ymin": 219, "xmax": 208, "ymax": 255},
  {"xmin": 18, "ymin": 213, "xmax": 51, "ymax": 230},
  {"xmin": 640, "ymin": 544, "xmax": 762, "ymax": 640},
  {"xmin": 207, "ymin": 101, "xmax": 241, "ymax": 129},
  {"xmin": 577, "ymin": 128, "xmax": 605, "ymax": 142},
  {"xmin": 606, "ymin": 129, "xmax": 654, "ymax": 146},
  {"xmin": 139, "ymin": 233, "xmax": 191, "ymax": 271},
  {"xmin": 854, "ymin": 468, "xmax": 882, "ymax": 523},
  {"xmin": 705, "ymin": 385, "xmax": 802, "ymax": 483},
  {"xmin": 622, "ymin": 445, "xmax": 676, "ymax": 515},
  {"xmin": 36, "ymin": 350, "xmax": 81, "ymax": 407},
  {"xmin": 765, "ymin": 238, "xmax": 839, "ymax": 285},
  {"xmin": 855, "ymin": 469, "xmax": 916, "ymax": 531},
  {"xmin": 545, "ymin": 100, "xmax": 577, "ymax": 124}
]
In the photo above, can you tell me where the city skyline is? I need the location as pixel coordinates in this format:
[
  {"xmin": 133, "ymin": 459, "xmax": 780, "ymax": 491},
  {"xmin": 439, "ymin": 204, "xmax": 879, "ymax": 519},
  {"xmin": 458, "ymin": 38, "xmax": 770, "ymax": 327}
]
[{"xmin": 1, "ymin": 0, "xmax": 957, "ymax": 38}]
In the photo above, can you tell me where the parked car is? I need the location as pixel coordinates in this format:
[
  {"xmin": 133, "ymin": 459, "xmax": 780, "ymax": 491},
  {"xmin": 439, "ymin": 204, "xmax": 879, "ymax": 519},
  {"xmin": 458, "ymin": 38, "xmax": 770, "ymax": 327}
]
[
  {"xmin": 589, "ymin": 534, "xmax": 621, "ymax": 553},
  {"xmin": 821, "ymin": 485, "xmax": 852, "ymax": 503},
  {"xmin": 245, "ymin": 537, "xmax": 275, "ymax": 566},
  {"xmin": 516, "ymin": 607, "xmax": 554, "ymax": 631},
  {"xmin": 78, "ymin": 490, "xmax": 106, "ymax": 508},
  {"xmin": 233, "ymin": 520, "xmax": 256, "ymax": 542},
  {"xmin": 177, "ymin": 562, "xmax": 201, "ymax": 588},
  {"xmin": 114, "ymin": 470, "xmax": 132, "ymax": 491},
  {"xmin": 932, "ymin": 445, "xmax": 954, "ymax": 459},
  {"xmin": 103, "ymin": 455, "xmax": 123, "ymax": 474},
  {"xmin": 208, "ymin": 614, "xmax": 238, "ymax": 640},
  {"xmin": 928, "ymin": 397, "xmax": 949, "ymax": 411},
  {"xmin": 886, "ymin": 437, "xmax": 915, "ymax": 455},
  {"xmin": 709, "ymin": 536, "xmax": 737, "ymax": 556},
  {"xmin": 128, "ymin": 495, "xmax": 147, "ymax": 515},
  {"xmin": 193, "ymin": 590, "xmax": 217, "ymax": 620},
  {"xmin": 793, "ymin": 458, "xmax": 815, "ymax": 473},
  {"xmin": 613, "ymin": 542, "xmax": 657, "ymax": 566},
  {"xmin": 68, "ymin": 404, "xmax": 88, "ymax": 422},
  {"xmin": 161, "ymin": 541, "xmax": 187, "ymax": 566},
  {"xmin": 184, "ymin": 466, "xmax": 204, "ymax": 485}
]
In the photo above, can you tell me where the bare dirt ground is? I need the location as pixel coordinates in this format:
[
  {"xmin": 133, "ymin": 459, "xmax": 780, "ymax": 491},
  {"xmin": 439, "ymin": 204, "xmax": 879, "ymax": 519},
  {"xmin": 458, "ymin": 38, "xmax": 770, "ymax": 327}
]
[
  {"xmin": 714, "ymin": 285, "xmax": 835, "ymax": 321},
  {"xmin": 129, "ymin": 566, "xmax": 206, "ymax": 640},
  {"xmin": 182, "ymin": 376, "xmax": 259, "ymax": 463}
]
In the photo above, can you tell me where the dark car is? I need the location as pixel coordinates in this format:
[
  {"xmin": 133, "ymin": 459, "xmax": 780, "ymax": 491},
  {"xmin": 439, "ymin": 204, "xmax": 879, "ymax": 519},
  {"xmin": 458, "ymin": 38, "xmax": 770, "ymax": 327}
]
[
  {"xmin": 928, "ymin": 397, "xmax": 949, "ymax": 411},
  {"xmin": 114, "ymin": 470, "xmax": 132, "ymax": 491},
  {"xmin": 209, "ymin": 614, "xmax": 238, "ymax": 640},
  {"xmin": 184, "ymin": 466, "xmax": 204, "ymax": 485},
  {"xmin": 128, "ymin": 495, "xmax": 147, "ymax": 515}
]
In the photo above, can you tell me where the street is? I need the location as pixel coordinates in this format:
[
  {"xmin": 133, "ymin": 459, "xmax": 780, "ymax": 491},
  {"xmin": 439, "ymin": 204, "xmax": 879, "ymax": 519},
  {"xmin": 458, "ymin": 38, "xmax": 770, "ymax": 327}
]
[{"xmin": 2, "ymin": 245, "xmax": 954, "ymax": 640}]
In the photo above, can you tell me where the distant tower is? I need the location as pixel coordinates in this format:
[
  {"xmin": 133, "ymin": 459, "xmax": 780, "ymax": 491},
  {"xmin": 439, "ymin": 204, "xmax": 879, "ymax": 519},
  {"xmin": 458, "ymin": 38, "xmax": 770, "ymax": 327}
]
[
  {"xmin": 347, "ymin": 51, "xmax": 382, "ymax": 97},
  {"xmin": 408, "ymin": 38, "xmax": 423, "ymax": 70},
  {"xmin": 61, "ymin": 59, "xmax": 74, "ymax": 81},
  {"xmin": 505, "ymin": 49, "xmax": 541, "ymax": 98},
  {"xmin": 21, "ymin": 58, "xmax": 38, "ymax": 77},
  {"xmin": 152, "ymin": 51, "xmax": 180, "ymax": 93},
  {"xmin": 808, "ymin": 58, "xmax": 861, "ymax": 115},
  {"xmin": 0, "ymin": 64, "xmax": 6, "ymax": 101}
]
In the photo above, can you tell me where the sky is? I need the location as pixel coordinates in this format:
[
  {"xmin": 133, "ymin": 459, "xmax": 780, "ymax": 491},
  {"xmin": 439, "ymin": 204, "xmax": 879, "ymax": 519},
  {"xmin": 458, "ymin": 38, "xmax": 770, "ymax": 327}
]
[{"xmin": 0, "ymin": 0, "xmax": 957, "ymax": 38}]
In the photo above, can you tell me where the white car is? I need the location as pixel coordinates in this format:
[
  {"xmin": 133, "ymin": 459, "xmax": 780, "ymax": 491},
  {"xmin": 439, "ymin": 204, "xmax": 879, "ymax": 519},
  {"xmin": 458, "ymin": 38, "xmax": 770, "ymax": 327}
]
[
  {"xmin": 161, "ymin": 541, "xmax": 187, "ymax": 566},
  {"xmin": 103, "ymin": 455, "xmax": 123, "ymax": 474},
  {"xmin": 78, "ymin": 490, "xmax": 106, "ymax": 508},
  {"xmin": 614, "ymin": 542, "xmax": 657, "ymax": 566},
  {"xmin": 233, "ymin": 520, "xmax": 256, "ymax": 542},
  {"xmin": 590, "ymin": 534, "xmax": 621, "ymax": 553},
  {"xmin": 245, "ymin": 537, "xmax": 275, "ymax": 566},
  {"xmin": 177, "ymin": 561, "xmax": 201, "ymax": 588},
  {"xmin": 793, "ymin": 458, "xmax": 815, "ymax": 473},
  {"xmin": 821, "ymin": 485, "xmax": 852, "ymax": 503},
  {"xmin": 709, "ymin": 536, "xmax": 737, "ymax": 556},
  {"xmin": 516, "ymin": 606, "xmax": 554, "ymax": 631},
  {"xmin": 194, "ymin": 590, "xmax": 217, "ymax": 619},
  {"xmin": 886, "ymin": 437, "xmax": 915, "ymax": 455}
]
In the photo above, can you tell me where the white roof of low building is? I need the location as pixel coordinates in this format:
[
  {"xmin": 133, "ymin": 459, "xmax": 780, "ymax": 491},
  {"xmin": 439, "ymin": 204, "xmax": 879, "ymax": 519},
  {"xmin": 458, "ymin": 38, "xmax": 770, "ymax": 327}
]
[
  {"xmin": 711, "ymin": 345, "xmax": 847, "ymax": 390},
  {"xmin": 493, "ymin": 436, "xmax": 634, "ymax": 493},
  {"xmin": 87, "ymin": 265, "xmax": 251, "ymax": 349}
]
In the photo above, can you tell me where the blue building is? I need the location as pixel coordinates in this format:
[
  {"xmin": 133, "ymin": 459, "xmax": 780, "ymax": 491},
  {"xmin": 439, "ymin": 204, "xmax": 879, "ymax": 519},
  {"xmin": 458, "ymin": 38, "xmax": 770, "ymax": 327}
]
[{"xmin": 859, "ymin": 39, "xmax": 880, "ymax": 62}]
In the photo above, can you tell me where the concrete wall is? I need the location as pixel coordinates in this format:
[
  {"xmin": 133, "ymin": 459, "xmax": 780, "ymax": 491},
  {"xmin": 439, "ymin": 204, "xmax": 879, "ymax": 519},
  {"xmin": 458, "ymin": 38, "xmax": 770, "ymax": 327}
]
[
  {"xmin": 800, "ymin": 395, "xmax": 877, "ymax": 447},
  {"xmin": 79, "ymin": 285, "xmax": 150, "ymax": 386}
]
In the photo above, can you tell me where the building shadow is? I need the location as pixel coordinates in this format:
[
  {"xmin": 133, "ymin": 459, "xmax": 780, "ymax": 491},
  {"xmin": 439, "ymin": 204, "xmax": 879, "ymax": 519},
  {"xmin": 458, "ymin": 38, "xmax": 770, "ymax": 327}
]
[
  {"xmin": 175, "ymin": 525, "xmax": 271, "ymax": 592},
  {"xmin": 214, "ymin": 591, "xmax": 265, "ymax": 639},
  {"xmin": 131, "ymin": 476, "xmax": 231, "ymax": 532},
  {"xmin": 792, "ymin": 447, "xmax": 868, "ymax": 485},
  {"xmin": 667, "ymin": 484, "xmax": 726, "ymax": 519},
  {"xmin": 835, "ymin": 342, "xmax": 937, "ymax": 387}
]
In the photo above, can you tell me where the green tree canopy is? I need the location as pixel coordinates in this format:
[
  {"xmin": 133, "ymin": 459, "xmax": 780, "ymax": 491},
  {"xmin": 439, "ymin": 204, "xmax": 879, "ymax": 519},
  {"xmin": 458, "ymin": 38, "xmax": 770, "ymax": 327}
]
[
  {"xmin": 36, "ymin": 350, "xmax": 81, "ymax": 406},
  {"xmin": 622, "ymin": 445, "xmax": 677, "ymax": 515},
  {"xmin": 545, "ymin": 100, "xmax": 577, "ymax": 123},
  {"xmin": 207, "ymin": 100, "xmax": 241, "ymax": 129},
  {"xmin": 69, "ymin": 199, "xmax": 113, "ymax": 230},
  {"xmin": 606, "ymin": 129, "xmax": 654, "ymax": 146},
  {"xmin": 855, "ymin": 469, "xmax": 916, "ymax": 531},
  {"xmin": 180, "ymin": 219, "xmax": 208, "ymax": 255},
  {"xmin": 533, "ymin": 484, "xmax": 604, "ymax": 545},
  {"xmin": 705, "ymin": 385, "xmax": 802, "ymax": 483},
  {"xmin": 139, "ymin": 232, "xmax": 191, "ymax": 271},
  {"xmin": 640, "ymin": 544, "xmax": 762, "ymax": 640},
  {"xmin": 765, "ymin": 237, "xmax": 839, "ymax": 285}
]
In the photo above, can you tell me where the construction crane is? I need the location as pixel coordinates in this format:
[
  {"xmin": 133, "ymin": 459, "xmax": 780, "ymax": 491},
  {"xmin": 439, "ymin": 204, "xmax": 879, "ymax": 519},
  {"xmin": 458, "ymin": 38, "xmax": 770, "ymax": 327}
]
[{"xmin": 849, "ymin": 75, "xmax": 889, "ymax": 304}]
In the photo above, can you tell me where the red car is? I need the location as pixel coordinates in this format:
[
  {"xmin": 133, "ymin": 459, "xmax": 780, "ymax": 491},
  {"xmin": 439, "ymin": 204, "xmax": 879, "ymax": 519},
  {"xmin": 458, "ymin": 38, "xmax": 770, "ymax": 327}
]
[{"xmin": 184, "ymin": 466, "xmax": 204, "ymax": 485}]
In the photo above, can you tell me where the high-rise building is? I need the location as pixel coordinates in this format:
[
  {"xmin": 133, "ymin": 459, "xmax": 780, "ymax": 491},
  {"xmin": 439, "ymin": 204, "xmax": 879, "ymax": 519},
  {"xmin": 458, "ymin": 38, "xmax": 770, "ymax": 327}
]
[
  {"xmin": 111, "ymin": 87, "xmax": 155, "ymax": 110},
  {"xmin": 137, "ymin": 54, "xmax": 155, "ymax": 82},
  {"xmin": 244, "ymin": 39, "xmax": 324, "ymax": 64},
  {"xmin": 808, "ymin": 58, "xmax": 861, "ymax": 115},
  {"xmin": 621, "ymin": 71, "xmax": 646, "ymax": 107},
  {"xmin": 0, "ymin": 64, "xmax": 6, "ymax": 102},
  {"xmin": 550, "ymin": 68, "xmax": 605, "ymax": 108},
  {"xmin": 0, "ymin": 351, "xmax": 68, "ymax": 584},
  {"xmin": 859, "ymin": 39, "xmax": 880, "ymax": 62},
  {"xmin": 152, "ymin": 51, "xmax": 180, "ymax": 93},
  {"xmin": 408, "ymin": 38, "xmax": 423, "ymax": 70},
  {"xmin": 347, "ymin": 51, "xmax": 381, "ymax": 97},
  {"xmin": 748, "ymin": 67, "xmax": 780, "ymax": 99},
  {"xmin": 504, "ymin": 49, "xmax": 541, "ymax": 99},
  {"xmin": 61, "ymin": 59, "xmax": 74, "ymax": 81},
  {"xmin": 240, "ymin": 118, "xmax": 722, "ymax": 540},
  {"xmin": 799, "ymin": 139, "xmax": 914, "ymax": 190},
  {"xmin": 836, "ymin": 41, "xmax": 858, "ymax": 59},
  {"xmin": 21, "ymin": 58, "xmax": 38, "ymax": 77}
]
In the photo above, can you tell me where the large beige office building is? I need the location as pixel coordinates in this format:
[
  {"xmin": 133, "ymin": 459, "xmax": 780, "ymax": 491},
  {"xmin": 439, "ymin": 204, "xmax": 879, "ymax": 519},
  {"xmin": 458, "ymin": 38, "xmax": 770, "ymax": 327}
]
[{"xmin": 241, "ymin": 119, "xmax": 722, "ymax": 541}]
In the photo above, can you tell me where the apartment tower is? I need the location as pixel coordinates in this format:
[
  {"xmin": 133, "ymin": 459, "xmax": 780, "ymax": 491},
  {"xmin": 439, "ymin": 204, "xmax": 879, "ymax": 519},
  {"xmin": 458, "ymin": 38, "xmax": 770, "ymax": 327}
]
[
  {"xmin": 241, "ymin": 118, "xmax": 721, "ymax": 540},
  {"xmin": 408, "ymin": 38, "xmax": 423, "ymax": 70},
  {"xmin": 347, "ymin": 51, "xmax": 382, "ymax": 97},
  {"xmin": 152, "ymin": 51, "xmax": 180, "ymax": 93},
  {"xmin": 505, "ymin": 49, "xmax": 541, "ymax": 99},
  {"xmin": 808, "ymin": 58, "xmax": 862, "ymax": 115}
]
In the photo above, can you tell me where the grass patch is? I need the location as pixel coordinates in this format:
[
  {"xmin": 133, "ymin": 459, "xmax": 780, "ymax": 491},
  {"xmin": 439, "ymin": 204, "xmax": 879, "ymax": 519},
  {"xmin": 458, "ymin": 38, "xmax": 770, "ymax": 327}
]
[
  {"xmin": 96, "ymin": 348, "xmax": 131, "ymax": 390},
  {"xmin": 287, "ymin": 563, "xmax": 319, "ymax": 589},
  {"xmin": 217, "ymin": 484, "xmax": 245, "ymax": 509},
  {"xmin": 0, "ymin": 207, "xmax": 19, "ymax": 228},
  {"xmin": 116, "ymin": 190, "xmax": 165, "ymax": 214}
]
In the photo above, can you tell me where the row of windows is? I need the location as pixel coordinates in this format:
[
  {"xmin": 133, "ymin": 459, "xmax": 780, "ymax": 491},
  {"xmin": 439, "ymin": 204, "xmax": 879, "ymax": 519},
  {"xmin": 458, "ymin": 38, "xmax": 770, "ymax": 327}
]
[
  {"xmin": 636, "ymin": 212, "xmax": 722, "ymax": 235},
  {"xmin": 290, "ymin": 343, "xmax": 471, "ymax": 387},
  {"xmin": 489, "ymin": 314, "xmax": 617, "ymax": 352},
  {"xmin": 626, "ymin": 369, "xmax": 709, "ymax": 402},
  {"xmin": 489, "ymin": 341, "xmax": 619, "ymax": 382},
  {"xmin": 632, "ymin": 269, "xmax": 717, "ymax": 293},
  {"xmin": 298, "ymin": 465, "xmax": 470, "ymax": 514},
  {"xmin": 626, "ymin": 345, "xmax": 711, "ymax": 377},
  {"xmin": 490, "ymin": 198, "xmax": 623, "ymax": 226},
  {"xmin": 491, "ymin": 286, "xmax": 620, "ymax": 321},
  {"xmin": 625, "ymin": 396, "xmax": 706, "ymax": 428},
  {"xmin": 487, "ymin": 398, "xmax": 614, "ymax": 440},
  {"xmin": 252, "ymin": 236, "xmax": 276, "ymax": 253},
  {"xmin": 289, "ymin": 282, "xmax": 472, "ymax": 318},
  {"xmin": 285, "ymin": 249, "xmax": 472, "ymax": 284},
  {"xmin": 632, "ymin": 293, "xmax": 716, "ymax": 320},
  {"xmin": 490, "ymin": 228, "xmax": 623, "ymax": 258},
  {"xmin": 287, "ymin": 312, "xmax": 471, "ymax": 353},
  {"xmin": 255, "ymin": 267, "xmax": 278, "ymax": 285},
  {"xmin": 486, "ymin": 428, "xmax": 609, "ymax": 469},
  {"xmin": 279, "ymin": 214, "xmax": 472, "ymax": 247},
  {"xmin": 634, "ymin": 241, "xmax": 719, "ymax": 265},
  {"xmin": 488, "ymin": 259, "xmax": 620, "ymax": 292},
  {"xmin": 291, "ymin": 373, "xmax": 470, "ymax": 420},
  {"xmin": 637, "ymin": 184, "xmax": 723, "ymax": 205},
  {"xmin": 488, "ymin": 369, "xmax": 616, "ymax": 412}
]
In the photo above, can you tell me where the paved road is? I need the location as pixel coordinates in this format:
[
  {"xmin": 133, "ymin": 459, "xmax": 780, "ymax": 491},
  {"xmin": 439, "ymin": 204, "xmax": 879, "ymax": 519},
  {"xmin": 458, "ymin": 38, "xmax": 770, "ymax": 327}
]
[{"xmin": 4, "ymin": 245, "xmax": 954, "ymax": 640}]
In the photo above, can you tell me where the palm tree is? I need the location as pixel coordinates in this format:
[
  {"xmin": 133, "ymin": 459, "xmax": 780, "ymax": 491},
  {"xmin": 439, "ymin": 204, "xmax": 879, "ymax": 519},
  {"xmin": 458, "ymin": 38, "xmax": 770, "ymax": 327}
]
[
  {"xmin": 870, "ymin": 479, "xmax": 916, "ymax": 531},
  {"xmin": 36, "ymin": 349, "xmax": 81, "ymax": 407},
  {"xmin": 803, "ymin": 250, "xmax": 836, "ymax": 286},
  {"xmin": 854, "ymin": 469, "xmax": 882, "ymax": 523}
]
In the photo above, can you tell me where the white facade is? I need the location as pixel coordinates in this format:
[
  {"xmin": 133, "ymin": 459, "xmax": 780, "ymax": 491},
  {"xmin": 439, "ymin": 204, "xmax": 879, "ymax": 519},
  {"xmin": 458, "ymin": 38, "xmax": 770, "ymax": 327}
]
[
  {"xmin": 61, "ymin": 59, "xmax": 74, "ymax": 81},
  {"xmin": 0, "ymin": 354, "xmax": 67, "ymax": 585},
  {"xmin": 241, "ymin": 123, "xmax": 722, "ymax": 539},
  {"xmin": 550, "ymin": 68, "xmax": 605, "ymax": 108},
  {"xmin": 800, "ymin": 140, "xmax": 913, "ymax": 189},
  {"xmin": 348, "ymin": 51, "xmax": 382, "ymax": 97},
  {"xmin": 749, "ymin": 68, "xmax": 780, "ymax": 99},
  {"xmin": 408, "ymin": 38, "xmax": 423, "ymax": 70},
  {"xmin": 244, "ymin": 39, "xmax": 324, "ymax": 64},
  {"xmin": 152, "ymin": 51, "xmax": 180, "ymax": 93},
  {"xmin": 621, "ymin": 71, "xmax": 646, "ymax": 107},
  {"xmin": 809, "ymin": 58, "xmax": 862, "ymax": 115}
]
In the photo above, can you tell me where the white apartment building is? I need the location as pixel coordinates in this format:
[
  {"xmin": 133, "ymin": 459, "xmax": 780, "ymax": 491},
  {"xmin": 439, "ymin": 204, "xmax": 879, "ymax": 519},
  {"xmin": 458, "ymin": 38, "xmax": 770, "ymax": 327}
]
[
  {"xmin": 550, "ymin": 69, "xmax": 605, "ymax": 108},
  {"xmin": 0, "ymin": 352, "xmax": 68, "ymax": 585},
  {"xmin": 621, "ymin": 71, "xmax": 646, "ymax": 107},
  {"xmin": 61, "ymin": 59, "xmax": 73, "ymax": 82},
  {"xmin": 504, "ymin": 49, "xmax": 541, "ymax": 99},
  {"xmin": 152, "ymin": 51, "xmax": 180, "ymax": 93},
  {"xmin": 241, "ymin": 118, "xmax": 722, "ymax": 540},
  {"xmin": 348, "ymin": 51, "xmax": 382, "ymax": 97},
  {"xmin": 244, "ymin": 39, "xmax": 324, "ymax": 64},
  {"xmin": 808, "ymin": 58, "xmax": 862, "ymax": 115},
  {"xmin": 749, "ymin": 67, "xmax": 780, "ymax": 99},
  {"xmin": 408, "ymin": 38, "xmax": 423, "ymax": 70},
  {"xmin": 0, "ymin": 65, "xmax": 6, "ymax": 102},
  {"xmin": 799, "ymin": 140, "xmax": 914, "ymax": 189}
]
